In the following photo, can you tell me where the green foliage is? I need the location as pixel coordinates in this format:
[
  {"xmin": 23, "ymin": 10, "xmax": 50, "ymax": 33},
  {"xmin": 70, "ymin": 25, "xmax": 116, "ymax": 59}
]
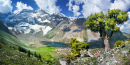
[
  {"xmin": 38, "ymin": 54, "xmax": 41, "ymax": 59},
  {"xmin": 42, "ymin": 54, "xmax": 58, "ymax": 64},
  {"xmin": 0, "ymin": 44, "xmax": 2, "ymax": 49},
  {"xmin": 113, "ymin": 40, "xmax": 124, "ymax": 48},
  {"xmin": 27, "ymin": 50, "xmax": 30, "ymax": 57},
  {"xmin": 18, "ymin": 46, "xmax": 27, "ymax": 53},
  {"xmin": 34, "ymin": 52, "xmax": 37, "ymax": 57},
  {"xmin": 84, "ymin": 12, "xmax": 105, "ymax": 32},
  {"xmin": 84, "ymin": 9, "xmax": 128, "ymax": 37},
  {"xmin": 126, "ymin": 39, "xmax": 130, "ymax": 41},
  {"xmin": 124, "ymin": 59, "xmax": 130, "ymax": 65},
  {"xmin": 70, "ymin": 38, "xmax": 89, "ymax": 55},
  {"xmin": 64, "ymin": 54, "xmax": 76, "ymax": 64}
]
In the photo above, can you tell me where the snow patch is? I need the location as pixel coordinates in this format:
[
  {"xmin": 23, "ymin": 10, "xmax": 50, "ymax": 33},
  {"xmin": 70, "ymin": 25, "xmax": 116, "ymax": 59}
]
[
  {"xmin": 42, "ymin": 19, "xmax": 50, "ymax": 23},
  {"xmin": 42, "ymin": 26, "xmax": 52, "ymax": 35}
]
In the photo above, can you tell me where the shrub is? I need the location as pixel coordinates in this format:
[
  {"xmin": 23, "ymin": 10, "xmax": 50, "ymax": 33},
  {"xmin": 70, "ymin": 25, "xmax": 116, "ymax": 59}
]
[
  {"xmin": 113, "ymin": 40, "xmax": 124, "ymax": 48},
  {"xmin": 126, "ymin": 39, "xmax": 130, "ymax": 41},
  {"xmin": 12, "ymin": 46, "xmax": 16, "ymax": 50},
  {"xmin": 70, "ymin": 38, "xmax": 89, "ymax": 56},
  {"xmin": 64, "ymin": 54, "xmax": 76, "ymax": 64}
]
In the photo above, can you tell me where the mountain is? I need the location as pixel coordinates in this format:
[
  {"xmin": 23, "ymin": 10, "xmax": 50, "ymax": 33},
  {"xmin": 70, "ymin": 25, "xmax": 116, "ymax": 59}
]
[
  {"xmin": 0, "ymin": 20, "xmax": 13, "ymax": 35},
  {"xmin": 0, "ymin": 9, "xmax": 130, "ymax": 48},
  {"xmin": 0, "ymin": 18, "xmax": 61, "ymax": 65}
]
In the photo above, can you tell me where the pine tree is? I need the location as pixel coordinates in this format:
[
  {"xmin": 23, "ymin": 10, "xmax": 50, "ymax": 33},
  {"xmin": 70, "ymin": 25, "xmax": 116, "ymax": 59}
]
[
  {"xmin": 84, "ymin": 9, "xmax": 128, "ymax": 52},
  {"xmin": 27, "ymin": 50, "xmax": 31, "ymax": 57}
]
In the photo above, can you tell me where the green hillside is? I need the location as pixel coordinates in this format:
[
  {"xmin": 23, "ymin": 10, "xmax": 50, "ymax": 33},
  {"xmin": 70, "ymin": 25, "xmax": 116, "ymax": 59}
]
[{"xmin": 0, "ymin": 30, "xmax": 61, "ymax": 65}]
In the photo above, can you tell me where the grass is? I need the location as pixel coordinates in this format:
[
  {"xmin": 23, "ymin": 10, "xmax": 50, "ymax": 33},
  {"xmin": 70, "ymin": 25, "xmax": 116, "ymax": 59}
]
[
  {"xmin": 0, "ymin": 42, "xmax": 45, "ymax": 65},
  {"xmin": 0, "ymin": 30, "xmax": 58, "ymax": 56},
  {"xmin": 26, "ymin": 46, "xmax": 58, "ymax": 56},
  {"xmin": 0, "ymin": 30, "xmax": 25, "ymax": 46},
  {"xmin": 0, "ymin": 30, "xmax": 61, "ymax": 65}
]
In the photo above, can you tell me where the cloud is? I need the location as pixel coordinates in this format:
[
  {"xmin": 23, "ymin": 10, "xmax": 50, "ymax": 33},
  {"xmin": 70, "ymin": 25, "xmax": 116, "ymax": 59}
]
[
  {"xmin": 14, "ymin": 2, "xmax": 33, "ymax": 14},
  {"xmin": 82, "ymin": 0, "xmax": 111, "ymax": 18},
  {"xmin": 66, "ymin": 0, "xmax": 85, "ymax": 17},
  {"xmin": 72, "ymin": 5, "xmax": 81, "ymax": 17},
  {"xmin": 110, "ymin": 0, "xmax": 130, "ymax": 11},
  {"xmin": 67, "ymin": 0, "xmax": 111, "ymax": 17},
  {"xmin": 0, "ymin": 0, "xmax": 12, "ymax": 13},
  {"xmin": 34, "ymin": 0, "xmax": 61, "ymax": 14},
  {"xmin": 82, "ymin": 0, "xmax": 112, "ymax": 17},
  {"xmin": 67, "ymin": 0, "xmax": 130, "ymax": 18},
  {"xmin": 120, "ymin": 12, "xmax": 130, "ymax": 33}
]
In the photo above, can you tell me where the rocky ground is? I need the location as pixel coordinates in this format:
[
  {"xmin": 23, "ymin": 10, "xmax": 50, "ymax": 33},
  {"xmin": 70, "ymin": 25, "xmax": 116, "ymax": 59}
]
[{"xmin": 59, "ymin": 41, "xmax": 130, "ymax": 65}]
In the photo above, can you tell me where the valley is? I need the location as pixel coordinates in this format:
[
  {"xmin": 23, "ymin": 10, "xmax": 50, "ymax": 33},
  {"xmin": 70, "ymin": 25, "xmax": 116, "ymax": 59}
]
[{"xmin": 0, "ymin": 9, "xmax": 130, "ymax": 65}]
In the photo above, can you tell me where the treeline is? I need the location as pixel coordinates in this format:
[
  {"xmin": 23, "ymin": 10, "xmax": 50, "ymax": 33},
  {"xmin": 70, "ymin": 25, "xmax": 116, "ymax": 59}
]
[{"xmin": 17, "ymin": 46, "xmax": 42, "ymax": 60}]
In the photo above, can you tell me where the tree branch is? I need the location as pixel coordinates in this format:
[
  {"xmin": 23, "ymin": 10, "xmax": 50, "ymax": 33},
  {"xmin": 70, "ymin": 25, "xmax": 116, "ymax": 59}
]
[
  {"xmin": 108, "ymin": 31, "xmax": 113, "ymax": 40},
  {"xmin": 102, "ymin": 30, "xmax": 106, "ymax": 39}
]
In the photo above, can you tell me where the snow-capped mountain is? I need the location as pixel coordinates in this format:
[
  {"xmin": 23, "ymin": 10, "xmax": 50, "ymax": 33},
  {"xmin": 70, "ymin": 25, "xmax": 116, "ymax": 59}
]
[
  {"xmin": 0, "ymin": 9, "xmax": 129, "ymax": 48},
  {"xmin": 0, "ymin": 9, "xmax": 69, "ymax": 36}
]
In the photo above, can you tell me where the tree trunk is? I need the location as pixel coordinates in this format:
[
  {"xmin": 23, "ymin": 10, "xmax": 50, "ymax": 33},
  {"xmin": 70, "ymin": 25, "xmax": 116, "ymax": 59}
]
[
  {"xmin": 102, "ymin": 31, "xmax": 110, "ymax": 52},
  {"xmin": 104, "ymin": 35, "xmax": 110, "ymax": 52}
]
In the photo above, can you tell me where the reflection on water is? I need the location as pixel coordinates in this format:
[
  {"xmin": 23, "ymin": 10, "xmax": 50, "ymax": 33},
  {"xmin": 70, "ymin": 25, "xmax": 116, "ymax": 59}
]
[{"xmin": 41, "ymin": 41, "xmax": 68, "ymax": 47}]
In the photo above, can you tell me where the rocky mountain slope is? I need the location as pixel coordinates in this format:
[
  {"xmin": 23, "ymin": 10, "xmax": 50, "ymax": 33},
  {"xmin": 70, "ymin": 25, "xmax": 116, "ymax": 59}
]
[{"xmin": 0, "ymin": 21, "xmax": 12, "ymax": 35}]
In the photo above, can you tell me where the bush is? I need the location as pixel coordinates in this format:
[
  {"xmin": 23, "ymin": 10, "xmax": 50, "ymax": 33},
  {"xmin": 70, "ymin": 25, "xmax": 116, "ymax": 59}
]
[
  {"xmin": 126, "ymin": 39, "xmax": 130, "ymax": 41},
  {"xmin": 113, "ymin": 40, "xmax": 124, "ymax": 48},
  {"xmin": 70, "ymin": 38, "xmax": 89, "ymax": 56},
  {"xmin": 64, "ymin": 54, "xmax": 76, "ymax": 64}
]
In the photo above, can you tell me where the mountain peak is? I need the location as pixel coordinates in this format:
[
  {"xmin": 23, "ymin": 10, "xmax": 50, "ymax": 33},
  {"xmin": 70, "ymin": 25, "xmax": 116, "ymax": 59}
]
[{"xmin": 20, "ymin": 9, "xmax": 34, "ymax": 13}]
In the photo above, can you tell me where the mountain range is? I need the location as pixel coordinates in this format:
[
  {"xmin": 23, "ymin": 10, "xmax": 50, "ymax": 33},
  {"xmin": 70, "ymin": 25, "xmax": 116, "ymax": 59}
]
[{"xmin": 0, "ymin": 9, "xmax": 130, "ymax": 48}]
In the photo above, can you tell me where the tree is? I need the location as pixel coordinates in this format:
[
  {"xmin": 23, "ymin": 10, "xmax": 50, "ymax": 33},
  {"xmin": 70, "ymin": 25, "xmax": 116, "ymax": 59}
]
[
  {"xmin": 83, "ymin": 9, "xmax": 128, "ymax": 52},
  {"xmin": 70, "ymin": 38, "xmax": 89, "ymax": 56},
  {"xmin": 27, "ymin": 50, "xmax": 31, "ymax": 57},
  {"xmin": 38, "ymin": 54, "xmax": 41, "ymax": 59},
  {"xmin": 34, "ymin": 52, "xmax": 37, "ymax": 57}
]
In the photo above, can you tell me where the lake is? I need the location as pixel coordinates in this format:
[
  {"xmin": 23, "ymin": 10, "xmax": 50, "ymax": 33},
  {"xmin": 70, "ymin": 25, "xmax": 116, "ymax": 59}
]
[{"xmin": 41, "ymin": 41, "xmax": 68, "ymax": 47}]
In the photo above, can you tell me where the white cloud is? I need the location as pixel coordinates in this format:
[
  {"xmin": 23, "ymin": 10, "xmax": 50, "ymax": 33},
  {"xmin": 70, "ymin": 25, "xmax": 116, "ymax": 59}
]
[
  {"xmin": 120, "ymin": 12, "xmax": 130, "ymax": 33},
  {"xmin": 72, "ymin": 5, "xmax": 81, "ymax": 17},
  {"xmin": 34, "ymin": 0, "xmax": 61, "ymax": 14},
  {"xmin": 66, "ymin": 0, "xmax": 73, "ymax": 11},
  {"xmin": 14, "ymin": 2, "xmax": 33, "ymax": 14},
  {"xmin": 0, "ymin": 0, "xmax": 12, "ymax": 13},
  {"xmin": 110, "ymin": 0, "xmax": 130, "ymax": 11},
  {"xmin": 82, "ymin": 0, "xmax": 111, "ymax": 18},
  {"xmin": 67, "ymin": 0, "xmax": 130, "ymax": 18},
  {"xmin": 67, "ymin": 0, "xmax": 111, "ymax": 17},
  {"xmin": 66, "ymin": 0, "xmax": 85, "ymax": 17}
]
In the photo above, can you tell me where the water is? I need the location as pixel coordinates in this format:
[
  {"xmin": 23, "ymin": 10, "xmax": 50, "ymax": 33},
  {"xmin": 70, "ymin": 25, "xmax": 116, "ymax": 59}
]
[{"xmin": 41, "ymin": 41, "xmax": 67, "ymax": 47}]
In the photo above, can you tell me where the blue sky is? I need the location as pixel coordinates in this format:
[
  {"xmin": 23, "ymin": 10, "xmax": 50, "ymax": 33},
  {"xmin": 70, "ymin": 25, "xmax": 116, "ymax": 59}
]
[
  {"xmin": 0, "ymin": 0, "xmax": 130, "ymax": 33},
  {"xmin": 0, "ymin": 0, "xmax": 130, "ymax": 17}
]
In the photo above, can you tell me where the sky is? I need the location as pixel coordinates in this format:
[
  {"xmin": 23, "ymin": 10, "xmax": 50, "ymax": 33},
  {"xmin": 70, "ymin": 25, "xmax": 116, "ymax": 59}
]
[{"xmin": 0, "ymin": 0, "xmax": 130, "ymax": 33}]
